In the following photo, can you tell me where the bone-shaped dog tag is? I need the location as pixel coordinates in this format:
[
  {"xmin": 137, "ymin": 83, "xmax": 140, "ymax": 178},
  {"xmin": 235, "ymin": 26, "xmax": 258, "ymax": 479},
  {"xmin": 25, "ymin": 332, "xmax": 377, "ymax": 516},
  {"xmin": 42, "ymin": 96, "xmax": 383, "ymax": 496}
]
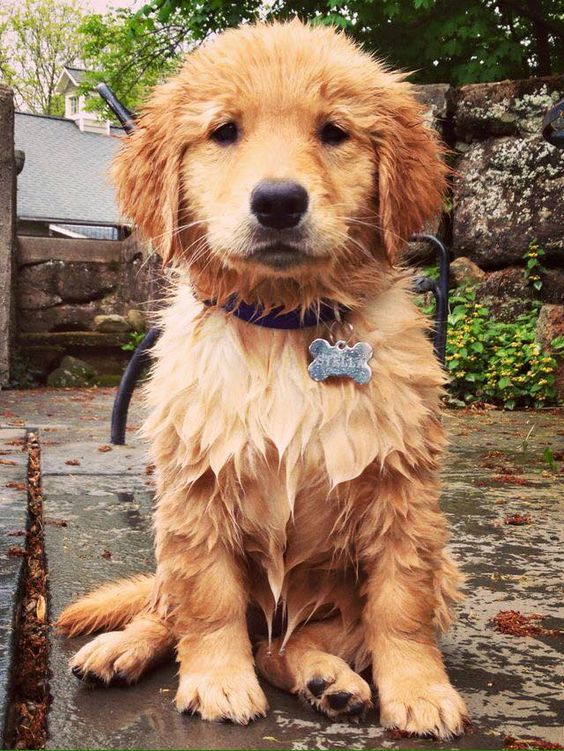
[{"xmin": 308, "ymin": 338, "xmax": 373, "ymax": 385}]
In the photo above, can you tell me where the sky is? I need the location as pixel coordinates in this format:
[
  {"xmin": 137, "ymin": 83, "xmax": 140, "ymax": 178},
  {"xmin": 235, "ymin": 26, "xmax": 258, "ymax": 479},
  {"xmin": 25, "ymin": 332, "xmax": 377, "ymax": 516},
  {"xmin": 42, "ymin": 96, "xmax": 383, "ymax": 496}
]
[{"xmin": 85, "ymin": 0, "xmax": 144, "ymax": 11}]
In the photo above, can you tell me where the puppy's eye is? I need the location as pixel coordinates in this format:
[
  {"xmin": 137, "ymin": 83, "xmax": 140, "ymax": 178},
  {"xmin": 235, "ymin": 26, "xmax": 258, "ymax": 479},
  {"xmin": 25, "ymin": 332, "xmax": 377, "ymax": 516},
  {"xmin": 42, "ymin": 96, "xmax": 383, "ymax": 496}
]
[
  {"xmin": 319, "ymin": 122, "xmax": 349, "ymax": 146},
  {"xmin": 210, "ymin": 122, "xmax": 239, "ymax": 145}
]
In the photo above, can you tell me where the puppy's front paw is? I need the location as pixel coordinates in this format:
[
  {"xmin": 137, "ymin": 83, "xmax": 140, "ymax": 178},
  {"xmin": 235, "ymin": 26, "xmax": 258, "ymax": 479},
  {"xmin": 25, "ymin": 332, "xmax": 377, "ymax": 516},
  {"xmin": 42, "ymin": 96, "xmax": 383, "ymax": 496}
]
[
  {"xmin": 70, "ymin": 631, "xmax": 144, "ymax": 685},
  {"xmin": 379, "ymin": 679, "xmax": 468, "ymax": 740},
  {"xmin": 298, "ymin": 653, "xmax": 372, "ymax": 720},
  {"xmin": 175, "ymin": 667, "xmax": 268, "ymax": 724}
]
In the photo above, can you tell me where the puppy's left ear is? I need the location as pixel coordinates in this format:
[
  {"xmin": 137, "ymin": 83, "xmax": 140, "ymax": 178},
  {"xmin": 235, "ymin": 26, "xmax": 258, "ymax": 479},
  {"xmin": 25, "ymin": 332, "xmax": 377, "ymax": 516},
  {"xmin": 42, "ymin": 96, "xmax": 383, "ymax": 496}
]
[{"xmin": 373, "ymin": 90, "xmax": 448, "ymax": 264}]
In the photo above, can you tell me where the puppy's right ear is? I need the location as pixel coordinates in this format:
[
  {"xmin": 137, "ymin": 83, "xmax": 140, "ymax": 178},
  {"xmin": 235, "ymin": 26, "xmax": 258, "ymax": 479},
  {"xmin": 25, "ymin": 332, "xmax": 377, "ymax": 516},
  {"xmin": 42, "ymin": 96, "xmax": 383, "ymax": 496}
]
[{"xmin": 111, "ymin": 80, "xmax": 186, "ymax": 265}]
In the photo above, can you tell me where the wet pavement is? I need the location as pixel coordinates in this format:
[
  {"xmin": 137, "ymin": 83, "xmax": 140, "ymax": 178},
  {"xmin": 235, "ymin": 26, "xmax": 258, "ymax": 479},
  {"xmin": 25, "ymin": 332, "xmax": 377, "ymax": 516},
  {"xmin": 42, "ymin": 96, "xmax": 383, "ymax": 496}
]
[{"xmin": 0, "ymin": 388, "xmax": 563, "ymax": 750}]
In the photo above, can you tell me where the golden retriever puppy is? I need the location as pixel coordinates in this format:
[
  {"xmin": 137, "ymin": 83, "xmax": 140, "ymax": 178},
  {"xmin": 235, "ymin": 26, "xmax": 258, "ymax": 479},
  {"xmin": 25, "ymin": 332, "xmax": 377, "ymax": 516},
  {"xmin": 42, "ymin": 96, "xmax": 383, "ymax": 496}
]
[{"xmin": 57, "ymin": 20, "xmax": 467, "ymax": 738}]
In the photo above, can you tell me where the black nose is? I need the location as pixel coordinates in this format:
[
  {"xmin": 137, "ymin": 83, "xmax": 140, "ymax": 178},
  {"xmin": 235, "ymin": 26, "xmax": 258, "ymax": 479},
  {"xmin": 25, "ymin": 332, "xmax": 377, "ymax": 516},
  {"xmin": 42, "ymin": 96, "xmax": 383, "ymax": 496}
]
[{"xmin": 251, "ymin": 180, "xmax": 309, "ymax": 230}]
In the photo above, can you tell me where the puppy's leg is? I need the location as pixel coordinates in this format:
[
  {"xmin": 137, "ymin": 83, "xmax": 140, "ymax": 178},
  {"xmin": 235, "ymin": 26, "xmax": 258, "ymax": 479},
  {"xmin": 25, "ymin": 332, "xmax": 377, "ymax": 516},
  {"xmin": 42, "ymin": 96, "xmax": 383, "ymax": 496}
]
[
  {"xmin": 69, "ymin": 614, "xmax": 173, "ymax": 684},
  {"xmin": 361, "ymin": 471, "xmax": 467, "ymax": 740},
  {"xmin": 154, "ymin": 504, "xmax": 268, "ymax": 724},
  {"xmin": 256, "ymin": 619, "xmax": 372, "ymax": 719}
]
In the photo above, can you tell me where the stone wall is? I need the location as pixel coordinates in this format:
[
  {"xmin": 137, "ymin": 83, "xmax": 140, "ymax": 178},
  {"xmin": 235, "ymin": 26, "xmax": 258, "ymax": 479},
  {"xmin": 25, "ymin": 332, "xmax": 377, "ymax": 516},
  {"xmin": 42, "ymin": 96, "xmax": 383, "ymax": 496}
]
[
  {"xmin": 450, "ymin": 76, "xmax": 563, "ymax": 274},
  {"xmin": 15, "ymin": 234, "xmax": 161, "ymax": 384},
  {"xmin": 0, "ymin": 85, "xmax": 16, "ymax": 388}
]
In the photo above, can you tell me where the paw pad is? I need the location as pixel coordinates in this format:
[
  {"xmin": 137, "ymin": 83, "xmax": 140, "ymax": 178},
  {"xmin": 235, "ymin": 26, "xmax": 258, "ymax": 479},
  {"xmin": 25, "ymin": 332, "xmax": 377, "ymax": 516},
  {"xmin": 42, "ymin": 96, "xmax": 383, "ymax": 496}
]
[
  {"xmin": 306, "ymin": 677, "xmax": 328, "ymax": 698},
  {"xmin": 327, "ymin": 691, "xmax": 352, "ymax": 710}
]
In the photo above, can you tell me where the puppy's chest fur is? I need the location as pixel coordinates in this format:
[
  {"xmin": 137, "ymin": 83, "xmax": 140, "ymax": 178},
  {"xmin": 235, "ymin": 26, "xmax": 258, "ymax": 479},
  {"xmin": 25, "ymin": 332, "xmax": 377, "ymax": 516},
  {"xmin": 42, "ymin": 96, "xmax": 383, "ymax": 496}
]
[{"xmin": 145, "ymin": 283, "xmax": 444, "ymax": 607}]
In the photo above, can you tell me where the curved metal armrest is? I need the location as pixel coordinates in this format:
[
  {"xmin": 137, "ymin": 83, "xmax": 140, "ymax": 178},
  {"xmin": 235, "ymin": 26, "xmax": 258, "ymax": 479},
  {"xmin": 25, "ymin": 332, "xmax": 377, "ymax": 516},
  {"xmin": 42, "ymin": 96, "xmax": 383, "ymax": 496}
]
[
  {"xmin": 110, "ymin": 327, "xmax": 161, "ymax": 445},
  {"xmin": 410, "ymin": 233, "xmax": 449, "ymax": 366}
]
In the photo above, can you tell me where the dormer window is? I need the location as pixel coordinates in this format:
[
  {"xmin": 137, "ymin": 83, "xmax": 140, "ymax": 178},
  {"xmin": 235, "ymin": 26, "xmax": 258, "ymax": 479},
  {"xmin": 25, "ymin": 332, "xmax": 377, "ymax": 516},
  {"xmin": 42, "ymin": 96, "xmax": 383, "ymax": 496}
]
[{"xmin": 56, "ymin": 66, "xmax": 110, "ymax": 135}]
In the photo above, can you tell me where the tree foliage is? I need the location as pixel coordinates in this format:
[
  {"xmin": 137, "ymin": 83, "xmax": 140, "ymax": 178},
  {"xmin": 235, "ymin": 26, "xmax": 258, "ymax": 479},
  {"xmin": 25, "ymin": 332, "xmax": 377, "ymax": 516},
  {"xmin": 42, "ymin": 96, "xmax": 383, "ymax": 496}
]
[
  {"xmin": 2, "ymin": 0, "xmax": 560, "ymax": 120},
  {"xmin": 134, "ymin": 0, "xmax": 562, "ymax": 84},
  {"xmin": 78, "ymin": 8, "xmax": 188, "ymax": 117},
  {"xmin": 0, "ymin": 0, "xmax": 86, "ymax": 115}
]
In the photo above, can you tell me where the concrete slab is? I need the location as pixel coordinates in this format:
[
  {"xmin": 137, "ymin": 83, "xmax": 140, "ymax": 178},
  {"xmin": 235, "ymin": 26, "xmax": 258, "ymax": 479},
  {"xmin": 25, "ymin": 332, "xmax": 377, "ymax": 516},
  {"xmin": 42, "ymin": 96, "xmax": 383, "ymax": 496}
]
[
  {"xmin": 0, "ymin": 427, "xmax": 28, "ymax": 747},
  {"xmin": 44, "ymin": 478, "xmax": 502, "ymax": 751},
  {"xmin": 0, "ymin": 389, "xmax": 563, "ymax": 749}
]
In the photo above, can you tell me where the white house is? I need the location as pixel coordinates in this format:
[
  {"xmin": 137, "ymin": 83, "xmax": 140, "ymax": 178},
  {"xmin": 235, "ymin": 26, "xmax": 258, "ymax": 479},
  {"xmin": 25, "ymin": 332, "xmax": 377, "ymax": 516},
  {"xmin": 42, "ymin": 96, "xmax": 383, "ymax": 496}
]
[
  {"xmin": 14, "ymin": 66, "xmax": 126, "ymax": 239},
  {"xmin": 54, "ymin": 66, "xmax": 111, "ymax": 136}
]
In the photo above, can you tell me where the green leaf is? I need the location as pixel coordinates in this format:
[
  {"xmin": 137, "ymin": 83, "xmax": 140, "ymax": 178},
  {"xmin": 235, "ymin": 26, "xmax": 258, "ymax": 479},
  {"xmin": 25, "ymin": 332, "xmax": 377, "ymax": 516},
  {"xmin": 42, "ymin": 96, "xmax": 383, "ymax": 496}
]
[{"xmin": 543, "ymin": 447, "xmax": 556, "ymax": 472}]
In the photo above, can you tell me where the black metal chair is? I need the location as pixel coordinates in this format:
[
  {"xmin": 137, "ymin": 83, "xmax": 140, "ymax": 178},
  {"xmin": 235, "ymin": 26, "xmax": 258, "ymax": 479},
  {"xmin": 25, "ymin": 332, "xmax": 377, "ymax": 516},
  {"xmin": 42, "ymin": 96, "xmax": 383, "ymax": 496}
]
[{"xmin": 97, "ymin": 84, "xmax": 450, "ymax": 445}]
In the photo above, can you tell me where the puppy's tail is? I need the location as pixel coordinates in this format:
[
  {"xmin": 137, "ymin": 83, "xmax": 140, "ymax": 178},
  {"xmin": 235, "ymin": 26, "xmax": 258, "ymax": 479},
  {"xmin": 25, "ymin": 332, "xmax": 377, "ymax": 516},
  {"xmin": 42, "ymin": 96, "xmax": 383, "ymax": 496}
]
[{"xmin": 55, "ymin": 574, "xmax": 155, "ymax": 637}]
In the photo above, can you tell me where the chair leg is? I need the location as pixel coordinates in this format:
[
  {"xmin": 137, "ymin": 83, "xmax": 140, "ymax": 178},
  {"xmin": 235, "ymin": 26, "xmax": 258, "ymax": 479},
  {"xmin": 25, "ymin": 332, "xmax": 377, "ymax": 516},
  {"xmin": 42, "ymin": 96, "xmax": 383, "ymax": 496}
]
[
  {"xmin": 110, "ymin": 327, "xmax": 161, "ymax": 445},
  {"xmin": 411, "ymin": 233, "xmax": 450, "ymax": 366}
]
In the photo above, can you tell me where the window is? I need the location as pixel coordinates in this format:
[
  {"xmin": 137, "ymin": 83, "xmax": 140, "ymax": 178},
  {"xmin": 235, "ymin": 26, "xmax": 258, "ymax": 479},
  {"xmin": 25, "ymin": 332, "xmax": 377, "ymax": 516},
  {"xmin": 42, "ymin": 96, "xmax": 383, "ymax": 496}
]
[{"xmin": 68, "ymin": 96, "xmax": 79, "ymax": 116}]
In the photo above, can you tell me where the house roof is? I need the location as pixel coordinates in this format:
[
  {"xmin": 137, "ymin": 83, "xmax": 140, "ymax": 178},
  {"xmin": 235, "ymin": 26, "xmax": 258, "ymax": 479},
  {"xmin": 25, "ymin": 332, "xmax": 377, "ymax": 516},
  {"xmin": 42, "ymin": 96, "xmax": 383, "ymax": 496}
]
[
  {"xmin": 56, "ymin": 66, "xmax": 89, "ymax": 93},
  {"xmin": 14, "ymin": 112, "xmax": 125, "ymax": 226},
  {"xmin": 64, "ymin": 66, "xmax": 88, "ymax": 85}
]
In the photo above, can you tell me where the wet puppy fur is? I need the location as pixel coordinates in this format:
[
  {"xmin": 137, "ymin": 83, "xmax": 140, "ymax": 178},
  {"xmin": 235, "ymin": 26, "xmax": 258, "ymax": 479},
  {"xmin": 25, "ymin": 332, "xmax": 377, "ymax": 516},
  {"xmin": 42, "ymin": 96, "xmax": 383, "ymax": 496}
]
[{"xmin": 57, "ymin": 21, "xmax": 468, "ymax": 738}]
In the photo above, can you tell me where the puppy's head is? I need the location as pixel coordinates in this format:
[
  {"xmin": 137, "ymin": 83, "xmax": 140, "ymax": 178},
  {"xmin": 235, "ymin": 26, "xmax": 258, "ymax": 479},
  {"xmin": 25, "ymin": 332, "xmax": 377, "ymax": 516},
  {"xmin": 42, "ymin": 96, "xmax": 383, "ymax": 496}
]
[{"xmin": 113, "ymin": 21, "xmax": 447, "ymax": 296}]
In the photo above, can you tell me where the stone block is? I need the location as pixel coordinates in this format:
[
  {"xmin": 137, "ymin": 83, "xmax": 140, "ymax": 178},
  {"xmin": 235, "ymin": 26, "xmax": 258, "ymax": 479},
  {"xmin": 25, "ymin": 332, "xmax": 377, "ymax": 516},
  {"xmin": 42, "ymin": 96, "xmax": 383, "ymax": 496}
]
[
  {"xmin": 413, "ymin": 83, "xmax": 451, "ymax": 133},
  {"xmin": 542, "ymin": 268, "xmax": 564, "ymax": 305},
  {"xmin": 93, "ymin": 314, "xmax": 130, "ymax": 333},
  {"xmin": 18, "ymin": 345, "xmax": 65, "ymax": 377},
  {"xmin": 18, "ymin": 332, "xmax": 129, "ymax": 348},
  {"xmin": 453, "ymin": 76, "xmax": 564, "ymax": 142},
  {"xmin": 452, "ymin": 135, "xmax": 563, "ymax": 269},
  {"xmin": 47, "ymin": 355, "xmax": 96, "ymax": 388},
  {"xmin": 449, "ymin": 257, "xmax": 486, "ymax": 288},
  {"xmin": 126, "ymin": 309, "xmax": 147, "ymax": 332},
  {"xmin": 536, "ymin": 304, "xmax": 564, "ymax": 352},
  {"xmin": 17, "ymin": 236, "xmax": 121, "ymax": 265},
  {"xmin": 18, "ymin": 298, "xmax": 123, "ymax": 334},
  {"xmin": 18, "ymin": 261, "xmax": 118, "ymax": 306}
]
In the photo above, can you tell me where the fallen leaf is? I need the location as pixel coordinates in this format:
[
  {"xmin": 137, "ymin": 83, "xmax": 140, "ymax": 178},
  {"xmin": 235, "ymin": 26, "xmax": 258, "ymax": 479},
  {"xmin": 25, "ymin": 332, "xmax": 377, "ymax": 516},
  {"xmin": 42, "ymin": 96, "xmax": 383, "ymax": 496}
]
[
  {"xmin": 8, "ymin": 545, "xmax": 26, "ymax": 557},
  {"xmin": 98, "ymin": 445, "xmax": 112, "ymax": 453},
  {"xmin": 65, "ymin": 459, "xmax": 81, "ymax": 466},
  {"xmin": 492, "ymin": 610, "xmax": 561, "ymax": 638},
  {"xmin": 101, "ymin": 549, "xmax": 112, "ymax": 559},
  {"xmin": 6, "ymin": 482, "xmax": 27, "ymax": 491},
  {"xmin": 491, "ymin": 475, "xmax": 532, "ymax": 486},
  {"xmin": 0, "ymin": 459, "xmax": 18, "ymax": 466},
  {"xmin": 45, "ymin": 518, "xmax": 68, "ymax": 528},
  {"xmin": 504, "ymin": 513, "xmax": 532, "ymax": 526},
  {"xmin": 36, "ymin": 595, "xmax": 46, "ymax": 622},
  {"xmin": 504, "ymin": 735, "xmax": 564, "ymax": 750}
]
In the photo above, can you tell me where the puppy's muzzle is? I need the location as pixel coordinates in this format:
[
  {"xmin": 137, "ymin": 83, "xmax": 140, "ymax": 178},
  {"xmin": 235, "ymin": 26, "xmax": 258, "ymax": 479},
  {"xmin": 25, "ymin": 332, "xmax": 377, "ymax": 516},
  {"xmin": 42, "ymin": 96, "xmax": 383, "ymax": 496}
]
[{"xmin": 251, "ymin": 179, "xmax": 309, "ymax": 230}]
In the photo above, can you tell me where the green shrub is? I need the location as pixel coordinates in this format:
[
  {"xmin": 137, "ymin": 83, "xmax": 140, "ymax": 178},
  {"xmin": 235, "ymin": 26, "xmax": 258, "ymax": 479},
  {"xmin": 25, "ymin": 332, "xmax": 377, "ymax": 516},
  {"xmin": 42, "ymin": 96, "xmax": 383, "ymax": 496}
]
[
  {"xmin": 444, "ymin": 288, "xmax": 557, "ymax": 409},
  {"xmin": 121, "ymin": 330, "xmax": 146, "ymax": 352},
  {"xmin": 523, "ymin": 240, "xmax": 547, "ymax": 293}
]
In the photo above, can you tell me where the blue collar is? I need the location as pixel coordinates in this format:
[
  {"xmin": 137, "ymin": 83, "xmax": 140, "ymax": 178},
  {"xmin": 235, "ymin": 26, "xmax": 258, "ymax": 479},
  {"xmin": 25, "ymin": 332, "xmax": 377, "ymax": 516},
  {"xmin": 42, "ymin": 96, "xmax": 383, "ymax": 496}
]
[{"xmin": 204, "ymin": 297, "xmax": 347, "ymax": 330}]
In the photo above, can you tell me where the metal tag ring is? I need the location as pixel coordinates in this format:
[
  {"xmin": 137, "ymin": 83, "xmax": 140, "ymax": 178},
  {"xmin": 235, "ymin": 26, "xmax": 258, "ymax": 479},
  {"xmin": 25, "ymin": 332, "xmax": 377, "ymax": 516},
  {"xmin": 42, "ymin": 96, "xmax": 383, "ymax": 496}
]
[{"xmin": 328, "ymin": 320, "xmax": 354, "ymax": 345}]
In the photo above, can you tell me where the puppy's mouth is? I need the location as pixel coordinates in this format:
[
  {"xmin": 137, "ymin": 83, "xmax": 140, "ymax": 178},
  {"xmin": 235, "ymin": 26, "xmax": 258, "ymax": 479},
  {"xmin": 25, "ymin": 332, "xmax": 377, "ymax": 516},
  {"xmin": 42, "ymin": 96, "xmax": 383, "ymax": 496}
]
[{"xmin": 246, "ymin": 242, "xmax": 311, "ymax": 270}]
